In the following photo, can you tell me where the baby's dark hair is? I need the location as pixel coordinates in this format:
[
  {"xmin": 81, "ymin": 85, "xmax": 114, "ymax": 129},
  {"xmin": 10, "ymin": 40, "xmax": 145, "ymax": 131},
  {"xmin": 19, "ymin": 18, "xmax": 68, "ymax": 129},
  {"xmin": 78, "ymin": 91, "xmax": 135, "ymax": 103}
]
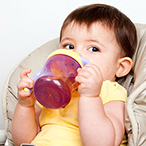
[{"xmin": 60, "ymin": 4, "xmax": 137, "ymax": 58}]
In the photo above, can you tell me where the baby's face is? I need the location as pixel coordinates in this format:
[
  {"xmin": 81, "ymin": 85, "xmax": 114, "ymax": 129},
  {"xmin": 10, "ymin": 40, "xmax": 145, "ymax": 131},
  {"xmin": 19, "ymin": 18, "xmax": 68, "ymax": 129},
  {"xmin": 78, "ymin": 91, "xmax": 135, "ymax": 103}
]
[{"xmin": 59, "ymin": 22, "xmax": 122, "ymax": 81}]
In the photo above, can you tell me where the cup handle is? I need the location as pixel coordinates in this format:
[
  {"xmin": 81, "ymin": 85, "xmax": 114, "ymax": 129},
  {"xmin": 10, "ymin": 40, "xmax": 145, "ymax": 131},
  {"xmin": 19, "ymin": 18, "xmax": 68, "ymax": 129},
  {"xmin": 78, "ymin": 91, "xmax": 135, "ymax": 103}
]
[
  {"xmin": 80, "ymin": 56, "xmax": 90, "ymax": 66},
  {"xmin": 24, "ymin": 68, "xmax": 43, "ymax": 93}
]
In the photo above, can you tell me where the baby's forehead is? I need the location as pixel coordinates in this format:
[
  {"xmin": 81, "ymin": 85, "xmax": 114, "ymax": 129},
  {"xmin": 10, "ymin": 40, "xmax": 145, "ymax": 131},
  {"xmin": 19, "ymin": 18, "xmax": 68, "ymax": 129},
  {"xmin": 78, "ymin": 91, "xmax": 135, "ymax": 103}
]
[
  {"xmin": 62, "ymin": 21, "xmax": 118, "ymax": 45},
  {"xmin": 66, "ymin": 20, "xmax": 114, "ymax": 32}
]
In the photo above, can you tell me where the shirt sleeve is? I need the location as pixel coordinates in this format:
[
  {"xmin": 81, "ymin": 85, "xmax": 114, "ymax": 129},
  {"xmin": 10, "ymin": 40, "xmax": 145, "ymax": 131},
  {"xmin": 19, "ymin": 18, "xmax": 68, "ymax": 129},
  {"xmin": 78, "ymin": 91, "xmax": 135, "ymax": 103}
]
[{"xmin": 100, "ymin": 80, "xmax": 127, "ymax": 104}]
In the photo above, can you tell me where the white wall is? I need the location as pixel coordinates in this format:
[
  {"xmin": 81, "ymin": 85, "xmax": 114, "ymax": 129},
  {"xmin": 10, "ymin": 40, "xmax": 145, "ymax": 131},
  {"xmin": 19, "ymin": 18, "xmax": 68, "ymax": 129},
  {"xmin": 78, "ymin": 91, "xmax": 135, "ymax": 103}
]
[{"xmin": 0, "ymin": 0, "xmax": 146, "ymax": 130}]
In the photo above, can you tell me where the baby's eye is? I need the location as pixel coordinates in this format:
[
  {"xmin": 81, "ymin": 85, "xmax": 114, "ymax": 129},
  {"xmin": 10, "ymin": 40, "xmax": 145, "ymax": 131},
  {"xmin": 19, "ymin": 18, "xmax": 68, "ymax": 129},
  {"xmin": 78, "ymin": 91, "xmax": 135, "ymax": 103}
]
[
  {"xmin": 89, "ymin": 47, "xmax": 99, "ymax": 52},
  {"xmin": 65, "ymin": 44, "xmax": 74, "ymax": 49}
]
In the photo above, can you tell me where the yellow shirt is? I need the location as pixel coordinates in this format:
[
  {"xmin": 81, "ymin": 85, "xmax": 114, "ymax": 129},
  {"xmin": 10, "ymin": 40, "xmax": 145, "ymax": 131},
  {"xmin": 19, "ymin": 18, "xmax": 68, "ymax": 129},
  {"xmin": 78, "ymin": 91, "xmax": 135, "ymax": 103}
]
[{"xmin": 31, "ymin": 80, "xmax": 127, "ymax": 146}]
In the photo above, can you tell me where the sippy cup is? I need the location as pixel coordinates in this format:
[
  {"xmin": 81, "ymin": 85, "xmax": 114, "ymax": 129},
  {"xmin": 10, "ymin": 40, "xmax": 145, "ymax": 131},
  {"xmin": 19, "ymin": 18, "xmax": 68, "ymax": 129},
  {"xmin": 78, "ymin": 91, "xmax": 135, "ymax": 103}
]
[{"xmin": 25, "ymin": 49, "xmax": 89, "ymax": 109}]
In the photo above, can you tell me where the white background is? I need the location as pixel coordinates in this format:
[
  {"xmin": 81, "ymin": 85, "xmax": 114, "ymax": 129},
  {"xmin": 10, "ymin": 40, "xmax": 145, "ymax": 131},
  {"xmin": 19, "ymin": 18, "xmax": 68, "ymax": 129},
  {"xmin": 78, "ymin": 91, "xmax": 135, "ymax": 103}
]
[{"xmin": 0, "ymin": 0, "xmax": 146, "ymax": 130}]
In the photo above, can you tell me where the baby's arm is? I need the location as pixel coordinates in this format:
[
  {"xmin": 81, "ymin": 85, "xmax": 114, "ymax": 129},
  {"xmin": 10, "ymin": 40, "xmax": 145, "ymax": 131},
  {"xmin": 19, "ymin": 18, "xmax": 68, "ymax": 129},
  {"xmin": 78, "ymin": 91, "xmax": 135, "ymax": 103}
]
[
  {"xmin": 76, "ymin": 64, "xmax": 125, "ymax": 146},
  {"xmin": 12, "ymin": 69, "xmax": 42, "ymax": 146}
]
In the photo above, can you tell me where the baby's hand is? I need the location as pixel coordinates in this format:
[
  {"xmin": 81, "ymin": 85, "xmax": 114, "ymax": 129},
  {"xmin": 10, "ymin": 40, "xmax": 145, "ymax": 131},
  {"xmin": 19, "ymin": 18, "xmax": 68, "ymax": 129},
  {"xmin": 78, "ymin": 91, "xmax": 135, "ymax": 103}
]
[
  {"xmin": 17, "ymin": 68, "xmax": 35, "ymax": 107},
  {"xmin": 75, "ymin": 64, "xmax": 103, "ymax": 97}
]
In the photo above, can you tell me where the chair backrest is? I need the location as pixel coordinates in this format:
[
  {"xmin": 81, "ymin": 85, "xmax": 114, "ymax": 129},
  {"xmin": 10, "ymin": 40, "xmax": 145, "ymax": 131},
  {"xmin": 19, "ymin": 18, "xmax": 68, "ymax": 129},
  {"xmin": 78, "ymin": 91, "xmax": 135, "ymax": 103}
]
[
  {"xmin": 125, "ymin": 23, "xmax": 146, "ymax": 146},
  {"xmin": 2, "ymin": 24, "xmax": 146, "ymax": 146}
]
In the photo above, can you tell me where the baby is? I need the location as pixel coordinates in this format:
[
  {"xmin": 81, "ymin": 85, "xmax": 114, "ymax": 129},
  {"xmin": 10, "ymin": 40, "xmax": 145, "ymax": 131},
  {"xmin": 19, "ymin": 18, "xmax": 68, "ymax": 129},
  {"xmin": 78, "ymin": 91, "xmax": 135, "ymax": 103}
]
[{"xmin": 12, "ymin": 4, "xmax": 137, "ymax": 146}]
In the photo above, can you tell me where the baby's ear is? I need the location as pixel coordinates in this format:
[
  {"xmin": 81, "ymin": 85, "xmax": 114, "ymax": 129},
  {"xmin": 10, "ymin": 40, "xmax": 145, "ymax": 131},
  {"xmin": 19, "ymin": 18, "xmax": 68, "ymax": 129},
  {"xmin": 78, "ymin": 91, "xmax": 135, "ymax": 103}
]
[{"xmin": 116, "ymin": 57, "xmax": 133, "ymax": 78}]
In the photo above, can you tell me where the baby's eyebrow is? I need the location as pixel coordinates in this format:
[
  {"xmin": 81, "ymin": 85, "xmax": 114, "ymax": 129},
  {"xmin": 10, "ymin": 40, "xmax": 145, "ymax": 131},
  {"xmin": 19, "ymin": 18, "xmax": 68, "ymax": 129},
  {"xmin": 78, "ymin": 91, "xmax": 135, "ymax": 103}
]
[
  {"xmin": 86, "ymin": 39, "xmax": 105, "ymax": 48},
  {"xmin": 60, "ymin": 37, "xmax": 74, "ymax": 42}
]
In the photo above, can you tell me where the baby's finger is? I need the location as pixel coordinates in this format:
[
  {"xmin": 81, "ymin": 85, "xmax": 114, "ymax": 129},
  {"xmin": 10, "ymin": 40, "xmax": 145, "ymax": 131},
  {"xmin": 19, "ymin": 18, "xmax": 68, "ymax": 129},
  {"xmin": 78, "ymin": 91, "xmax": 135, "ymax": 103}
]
[
  {"xmin": 17, "ymin": 79, "xmax": 34, "ymax": 91},
  {"xmin": 20, "ymin": 68, "xmax": 31, "ymax": 79},
  {"xmin": 18, "ymin": 89, "xmax": 31, "ymax": 98},
  {"xmin": 75, "ymin": 74, "xmax": 87, "ymax": 84},
  {"xmin": 81, "ymin": 64, "xmax": 102, "ymax": 79},
  {"xmin": 77, "ymin": 68, "xmax": 82, "ymax": 73},
  {"xmin": 85, "ymin": 64, "xmax": 101, "ymax": 75}
]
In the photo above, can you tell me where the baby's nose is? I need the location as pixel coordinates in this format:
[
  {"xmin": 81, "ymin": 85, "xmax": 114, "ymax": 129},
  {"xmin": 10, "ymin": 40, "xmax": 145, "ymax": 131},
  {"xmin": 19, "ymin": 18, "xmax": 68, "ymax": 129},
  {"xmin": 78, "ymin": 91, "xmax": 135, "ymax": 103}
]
[{"xmin": 74, "ymin": 48, "xmax": 82, "ymax": 57}]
